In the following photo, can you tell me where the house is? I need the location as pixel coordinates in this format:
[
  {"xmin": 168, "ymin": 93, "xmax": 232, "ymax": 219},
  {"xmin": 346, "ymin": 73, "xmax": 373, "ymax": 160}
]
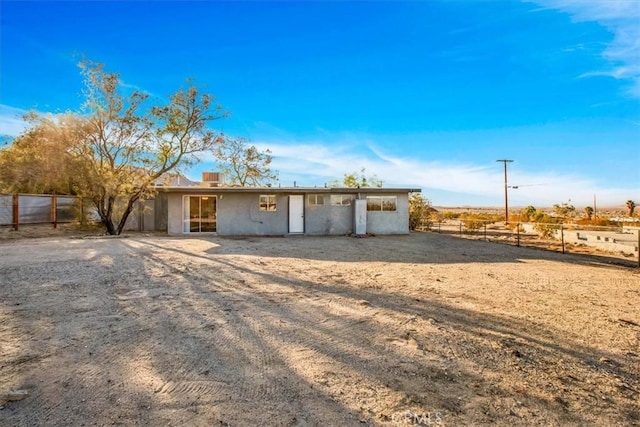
[{"xmin": 146, "ymin": 183, "xmax": 420, "ymax": 236}]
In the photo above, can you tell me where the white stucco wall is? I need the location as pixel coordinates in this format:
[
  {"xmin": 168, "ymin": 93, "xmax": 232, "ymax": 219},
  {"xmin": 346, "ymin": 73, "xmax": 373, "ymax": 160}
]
[{"xmin": 366, "ymin": 193, "xmax": 410, "ymax": 235}]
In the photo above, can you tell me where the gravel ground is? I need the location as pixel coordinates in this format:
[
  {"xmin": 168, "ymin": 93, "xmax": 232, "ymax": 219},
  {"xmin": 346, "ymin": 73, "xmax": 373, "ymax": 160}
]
[{"xmin": 1, "ymin": 232, "xmax": 639, "ymax": 426}]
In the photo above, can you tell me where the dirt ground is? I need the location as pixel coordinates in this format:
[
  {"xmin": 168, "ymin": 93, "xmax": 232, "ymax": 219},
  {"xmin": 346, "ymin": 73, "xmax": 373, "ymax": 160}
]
[{"xmin": 1, "ymin": 232, "xmax": 639, "ymax": 426}]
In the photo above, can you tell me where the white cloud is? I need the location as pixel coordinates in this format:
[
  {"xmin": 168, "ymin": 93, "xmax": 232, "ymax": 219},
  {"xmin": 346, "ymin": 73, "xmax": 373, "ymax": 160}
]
[
  {"xmin": 0, "ymin": 105, "xmax": 85, "ymax": 139},
  {"xmin": 0, "ymin": 105, "xmax": 30, "ymax": 137},
  {"xmin": 248, "ymin": 136, "xmax": 638, "ymax": 207},
  {"xmin": 119, "ymin": 80, "xmax": 160, "ymax": 99},
  {"xmin": 529, "ymin": 0, "xmax": 640, "ymax": 97}
]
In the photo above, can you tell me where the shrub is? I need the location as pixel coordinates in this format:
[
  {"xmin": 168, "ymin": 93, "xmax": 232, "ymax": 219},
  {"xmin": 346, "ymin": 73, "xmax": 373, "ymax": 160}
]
[
  {"xmin": 534, "ymin": 215, "xmax": 561, "ymax": 238},
  {"xmin": 408, "ymin": 193, "xmax": 433, "ymax": 231},
  {"xmin": 460, "ymin": 213, "xmax": 498, "ymax": 232},
  {"xmin": 441, "ymin": 211, "xmax": 460, "ymax": 220}
]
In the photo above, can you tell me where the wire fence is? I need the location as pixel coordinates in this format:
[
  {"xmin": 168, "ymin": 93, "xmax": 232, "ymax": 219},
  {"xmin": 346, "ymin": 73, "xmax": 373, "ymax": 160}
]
[
  {"xmin": 420, "ymin": 219, "xmax": 640, "ymax": 268},
  {"xmin": 0, "ymin": 194, "xmax": 99, "ymax": 230}
]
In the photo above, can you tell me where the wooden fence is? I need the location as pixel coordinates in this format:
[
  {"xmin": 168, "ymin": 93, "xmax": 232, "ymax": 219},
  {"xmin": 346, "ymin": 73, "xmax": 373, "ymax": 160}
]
[{"xmin": 0, "ymin": 194, "xmax": 89, "ymax": 231}]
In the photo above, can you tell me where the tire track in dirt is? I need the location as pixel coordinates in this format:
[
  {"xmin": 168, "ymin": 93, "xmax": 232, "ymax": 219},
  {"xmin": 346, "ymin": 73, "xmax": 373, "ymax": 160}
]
[
  {"xmin": 154, "ymin": 380, "xmax": 230, "ymax": 396},
  {"xmin": 151, "ymin": 255, "xmax": 309, "ymax": 409},
  {"xmin": 253, "ymin": 282, "xmax": 466, "ymax": 420},
  {"xmin": 5, "ymin": 274, "xmax": 126, "ymax": 423},
  {"xmin": 140, "ymin": 258, "xmax": 264, "ymax": 407},
  {"xmin": 204, "ymin": 295, "xmax": 288, "ymax": 404}
]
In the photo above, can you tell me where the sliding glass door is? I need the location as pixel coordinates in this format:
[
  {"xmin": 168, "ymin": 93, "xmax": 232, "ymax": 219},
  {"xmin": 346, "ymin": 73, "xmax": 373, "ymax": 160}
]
[{"xmin": 183, "ymin": 196, "xmax": 217, "ymax": 233}]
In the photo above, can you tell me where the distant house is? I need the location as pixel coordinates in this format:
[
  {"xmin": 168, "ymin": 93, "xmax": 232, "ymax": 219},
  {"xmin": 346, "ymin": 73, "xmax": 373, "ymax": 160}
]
[
  {"xmin": 152, "ymin": 172, "xmax": 201, "ymax": 187},
  {"xmin": 132, "ymin": 173, "xmax": 420, "ymax": 236}
]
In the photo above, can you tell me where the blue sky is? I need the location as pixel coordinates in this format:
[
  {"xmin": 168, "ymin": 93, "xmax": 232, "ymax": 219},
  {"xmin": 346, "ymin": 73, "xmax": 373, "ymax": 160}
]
[{"xmin": 1, "ymin": 0, "xmax": 638, "ymax": 207}]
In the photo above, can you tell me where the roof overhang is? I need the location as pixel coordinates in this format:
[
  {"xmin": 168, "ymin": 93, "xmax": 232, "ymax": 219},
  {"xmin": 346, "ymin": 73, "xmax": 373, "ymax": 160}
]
[{"xmin": 156, "ymin": 186, "xmax": 421, "ymax": 194}]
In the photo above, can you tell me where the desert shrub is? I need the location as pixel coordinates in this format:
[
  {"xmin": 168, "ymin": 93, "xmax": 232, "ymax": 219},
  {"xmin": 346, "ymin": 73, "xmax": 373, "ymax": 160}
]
[
  {"xmin": 519, "ymin": 205, "xmax": 537, "ymax": 222},
  {"xmin": 534, "ymin": 215, "xmax": 561, "ymax": 238},
  {"xmin": 441, "ymin": 211, "xmax": 460, "ymax": 220},
  {"xmin": 575, "ymin": 218, "xmax": 618, "ymax": 227},
  {"xmin": 460, "ymin": 213, "xmax": 498, "ymax": 231},
  {"xmin": 553, "ymin": 202, "xmax": 576, "ymax": 219},
  {"xmin": 506, "ymin": 222, "xmax": 524, "ymax": 232},
  {"xmin": 408, "ymin": 193, "xmax": 433, "ymax": 231}
]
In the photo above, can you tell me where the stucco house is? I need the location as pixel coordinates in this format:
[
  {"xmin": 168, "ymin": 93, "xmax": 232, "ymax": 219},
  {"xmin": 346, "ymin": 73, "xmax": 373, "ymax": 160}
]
[
  {"xmin": 130, "ymin": 172, "xmax": 419, "ymax": 235},
  {"xmin": 154, "ymin": 185, "xmax": 420, "ymax": 236}
]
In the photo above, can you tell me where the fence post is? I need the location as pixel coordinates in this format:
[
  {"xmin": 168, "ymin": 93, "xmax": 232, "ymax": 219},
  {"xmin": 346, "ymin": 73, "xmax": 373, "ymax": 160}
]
[
  {"xmin": 459, "ymin": 222, "xmax": 463, "ymax": 235},
  {"xmin": 438, "ymin": 222, "xmax": 441, "ymax": 233},
  {"xmin": 12, "ymin": 194, "xmax": 19, "ymax": 231},
  {"xmin": 51, "ymin": 195, "xmax": 58, "ymax": 229},
  {"xmin": 484, "ymin": 222, "xmax": 487, "ymax": 240},
  {"xmin": 517, "ymin": 223, "xmax": 520, "ymax": 247},
  {"xmin": 561, "ymin": 225, "xmax": 565, "ymax": 254}
]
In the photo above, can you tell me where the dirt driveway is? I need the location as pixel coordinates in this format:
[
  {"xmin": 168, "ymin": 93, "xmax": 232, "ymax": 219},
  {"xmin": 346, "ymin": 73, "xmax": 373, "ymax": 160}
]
[{"xmin": 1, "ymin": 233, "xmax": 638, "ymax": 426}]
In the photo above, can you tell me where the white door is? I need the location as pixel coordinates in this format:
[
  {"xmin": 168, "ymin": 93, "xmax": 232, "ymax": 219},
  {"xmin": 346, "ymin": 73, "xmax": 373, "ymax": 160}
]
[{"xmin": 289, "ymin": 195, "xmax": 304, "ymax": 233}]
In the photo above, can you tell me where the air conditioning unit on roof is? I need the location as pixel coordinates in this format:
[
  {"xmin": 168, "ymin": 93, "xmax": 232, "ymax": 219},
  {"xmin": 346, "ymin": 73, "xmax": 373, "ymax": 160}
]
[{"xmin": 202, "ymin": 172, "xmax": 222, "ymax": 187}]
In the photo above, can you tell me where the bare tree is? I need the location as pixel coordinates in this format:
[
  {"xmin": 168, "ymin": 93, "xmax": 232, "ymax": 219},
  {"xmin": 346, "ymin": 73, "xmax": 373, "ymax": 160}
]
[{"xmin": 214, "ymin": 137, "xmax": 278, "ymax": 186}]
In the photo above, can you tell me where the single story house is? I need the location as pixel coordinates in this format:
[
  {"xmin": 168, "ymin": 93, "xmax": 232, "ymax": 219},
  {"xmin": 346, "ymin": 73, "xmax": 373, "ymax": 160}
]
[{"xmin": 139, "ymin": 185, "xmax": 420, "ymax": 236}]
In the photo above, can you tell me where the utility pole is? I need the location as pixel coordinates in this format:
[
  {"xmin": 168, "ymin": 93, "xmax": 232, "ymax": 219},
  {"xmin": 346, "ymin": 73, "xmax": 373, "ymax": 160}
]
[{"xmin": 497, "ymin": 159, "xmax": 514, "ymax": 224}]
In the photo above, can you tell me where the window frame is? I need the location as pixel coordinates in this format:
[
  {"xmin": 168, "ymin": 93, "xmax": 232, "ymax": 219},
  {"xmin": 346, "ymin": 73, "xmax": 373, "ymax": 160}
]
[
  {"xmin": 259, "ymin": 194, "xmax": 277, "ymax": 212},
  {"xmin": 330, "ymin": 194, "xmax": 353, "ymax": 206},
  {"xmin": 307, "ymin": 194, "xmax": 325, "ymax": 206},
  {"xmin": 366, "ymin": 196, "xmax": 397, "ymax": 212}
]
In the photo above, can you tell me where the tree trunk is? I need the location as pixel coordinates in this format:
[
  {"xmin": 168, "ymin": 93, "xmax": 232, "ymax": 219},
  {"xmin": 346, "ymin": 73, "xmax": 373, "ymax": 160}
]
[
  {"xmin": 94, "ymin": 196, "xmax": 117, "ymax": 235},
  {"xmin": 115, "ymin": 194, "xmax": 141, "ymax": 235}
]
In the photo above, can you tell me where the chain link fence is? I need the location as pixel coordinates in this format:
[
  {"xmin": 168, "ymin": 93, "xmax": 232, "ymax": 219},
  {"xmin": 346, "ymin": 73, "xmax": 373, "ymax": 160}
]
[{"xmin": 423, "ymin": 219, "xmax": 640, "ymax": 268}]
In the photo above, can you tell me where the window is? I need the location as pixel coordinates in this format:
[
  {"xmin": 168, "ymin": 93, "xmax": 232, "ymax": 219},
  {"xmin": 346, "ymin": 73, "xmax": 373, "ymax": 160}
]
[
  {"xmin": 308, "ymin": 194, "xmax": 325, "ymax": 206},
  {"xmin": 367, "ymin": 196, "xmax": 397, "ymax": 212},
  {"xmin": 331, "ymin": 194, "xmax": 352, "ymax": 206},
  {"xmin": 259, "ymin": 195, "xmax": 277, "ymax": 211}
]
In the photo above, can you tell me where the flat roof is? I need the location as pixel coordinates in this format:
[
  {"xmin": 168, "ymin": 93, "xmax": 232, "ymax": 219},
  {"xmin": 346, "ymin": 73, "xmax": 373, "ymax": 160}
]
[{"xmin": 156, "ymin": 186, "xmax": 421, "ymax": 194}]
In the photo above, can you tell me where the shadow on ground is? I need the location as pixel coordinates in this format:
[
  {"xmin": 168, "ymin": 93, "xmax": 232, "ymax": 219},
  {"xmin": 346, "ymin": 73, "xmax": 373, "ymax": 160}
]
[{"xmin": 0, "ymin": 235, "xmax": 638, "ymax": 426}]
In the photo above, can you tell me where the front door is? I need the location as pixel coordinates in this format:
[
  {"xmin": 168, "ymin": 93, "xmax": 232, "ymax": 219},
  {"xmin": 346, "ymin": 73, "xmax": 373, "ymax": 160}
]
[{"xmin": 289, "ymin": 195, "xmax": 304, "ymax": 234}]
